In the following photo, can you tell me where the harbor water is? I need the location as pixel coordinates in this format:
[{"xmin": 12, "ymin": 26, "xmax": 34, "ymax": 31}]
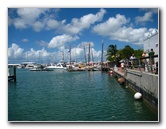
[{"xmin": 8, "ymin": 69, "xmax": 158, "ymax": 121}]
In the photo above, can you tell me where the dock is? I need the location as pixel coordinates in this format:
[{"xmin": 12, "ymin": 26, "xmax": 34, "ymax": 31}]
[{"xmin": 113, "ymin": 67, "xmax": 158, "ymax": 112}]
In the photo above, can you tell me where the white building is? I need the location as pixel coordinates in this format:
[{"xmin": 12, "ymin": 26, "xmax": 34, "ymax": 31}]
[{"xmin": 143, "ymin": 32, "xmax": 159, "ymax": 63}]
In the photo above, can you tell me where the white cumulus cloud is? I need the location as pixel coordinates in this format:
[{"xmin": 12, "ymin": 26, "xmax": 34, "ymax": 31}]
[
  {"xmin": 9, "ymin": 8, "xmax": 49, "ymax": 31},
  {"xmin": 8, "ymin": 42, "xmax": 103, "ymax": 63},
  {"xmin": 110, "ymin": 27, "xmax": 147, "ymax": 43},
  {"xmin": 61, "ymin": 8, "xmax": 106, "ymax": 35},
  {"xmin": 46, "ymin": 19, "xmax": 59, "ymax": 30},
  {"xmin": 135, "ymin": 12, "xmax": 153, "ymax": 24},
  {"xmin": 72, "ymin": 42, "xmax": 102, "ymax": 62},
  {"xmin": 9, "ymin": 8, "xmax": 106, "ymax": 34},
  {"xmin": 77, "ymin": 41, "xmax": 94, "ymax": 48},
  {"xmin": 24, "ymin": 47, "xmax": 57, "ymax": 63},
  {"xmin": 21, "ymin": 38, "xmax": 29, "ymax": 43},
  {"xmin": 8, "ymin": 43, "xmax": 24, "ymax": 58},
  {"xmin": 32, "ymin": 21, "xmax": 45, "ymax": 32},
  {"xmin": 10, "ymin": 8, "xmax": 60, "ymax": 32},
  {"xmin": 93, "ymin": 14, "xmax": 128, "ymax": 36},
  {"xmin": 92, "ymin": 14, "xmax": 154, "ymax": 43},
  {"xmin": 48, "ymin": 34, "xmax": 79, "ymax": 48}
]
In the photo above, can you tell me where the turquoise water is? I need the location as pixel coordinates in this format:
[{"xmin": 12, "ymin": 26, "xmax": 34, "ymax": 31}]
[{"xmin": 8, "ymin": 69, "xmax": 158, "ymax": 121}]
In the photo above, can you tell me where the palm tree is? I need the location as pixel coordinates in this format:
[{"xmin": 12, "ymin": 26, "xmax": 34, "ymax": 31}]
[{"xmin": 106, "ymin": 44, "xmax": 118, "ymax": 61}]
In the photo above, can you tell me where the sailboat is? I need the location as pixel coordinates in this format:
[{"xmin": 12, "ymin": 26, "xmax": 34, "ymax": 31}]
[{"xmin": 45, "ymin": 63, "xmax": 64, "ymax": 71}]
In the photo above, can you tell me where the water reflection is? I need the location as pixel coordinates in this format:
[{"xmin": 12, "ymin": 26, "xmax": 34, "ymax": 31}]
[{"xmin": 134, "ymin": 101, "xmax": 143, "ymax": 113}]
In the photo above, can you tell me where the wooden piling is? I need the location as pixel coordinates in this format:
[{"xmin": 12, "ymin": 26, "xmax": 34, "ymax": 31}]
[
  {"xmin": 13, "ymin": 66, "xmax": 16, "ymax": 82},
  {"xmin": 8, "ymin": 65, "xmax": 17, "ymax": 82}
]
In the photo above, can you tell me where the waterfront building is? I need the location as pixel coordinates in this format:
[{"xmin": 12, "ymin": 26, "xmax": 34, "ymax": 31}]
[{"xmin": 143, "ymin": 31, "xmax": 159, "ymax": 63}]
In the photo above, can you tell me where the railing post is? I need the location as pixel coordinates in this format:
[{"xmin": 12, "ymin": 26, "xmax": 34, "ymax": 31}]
[
  {"xmin": 155, "ymin": 62, "xmax": 158, "ymax": 74},
  {"xmin": 149, "ymin": 56, "xmax": 153, "ymax": 73},
  {"xmin": 145, "ymin": 59, "xmax": 149, "ymax": 72},
  {"xmin": 138, "ymin": 58, "xmax": 141, "ymax": 71}
]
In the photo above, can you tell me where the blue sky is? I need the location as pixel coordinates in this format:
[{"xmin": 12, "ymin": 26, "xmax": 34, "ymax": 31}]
[{"xmin": 8, "ymin": 8, "xmax": 158, "ymax": 64}]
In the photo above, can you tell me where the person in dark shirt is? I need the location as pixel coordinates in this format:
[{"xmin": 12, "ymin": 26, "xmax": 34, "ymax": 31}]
[{"xmin": 148, "ymin": 49, "xmax": 155, "ymax": 65}]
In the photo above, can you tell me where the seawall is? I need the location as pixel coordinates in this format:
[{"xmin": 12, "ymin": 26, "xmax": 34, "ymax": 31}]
[{"xmin": 113, "ymin": 69, "xmax": 158, "ymax": 111}]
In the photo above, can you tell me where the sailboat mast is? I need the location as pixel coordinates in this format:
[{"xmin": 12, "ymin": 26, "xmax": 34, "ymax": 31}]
[
  {"xmin": 62, "ymin": 50, "xmax": 64, "ymax": 63},
  {"xmin": 88, "ymin": 43, "xmax": 90, "ymax": 65},
  {"xmin": 101, "ymin": 40, "xmax": 104, "ymax": 67},
  {"xmin": 84, "ymin": 46, "xmax": 87, "ymax": 64},
  {"xmin": 91, "ymin": 47, "xmax": 94, "ymax": 64},
  {"xmin": 69, "ymin": 45, "xmax": 71, "ymax": 65}
]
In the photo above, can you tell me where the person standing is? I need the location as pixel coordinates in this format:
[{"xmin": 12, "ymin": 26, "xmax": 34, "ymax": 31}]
[
  {"xmin": 149, "ymin": 49, "xmax": 155, "ymax": 65},
  {"xmin": 142, "ymin": 52, "xmax": 146, "ymax": 71},
  {"xmin": 148, "ymin": 49, "xmax": 155, "ymax": 72},
  {"xmin": 130, "ymin": 54, "xmax": 136, "ymax": 60},
  {"xmin": 130, "ymin": 54, "xmax": 135, "ymax": 68},
  {"xmin": 142, "ymin": 52, "xmax": 146, "ymax": 61}
]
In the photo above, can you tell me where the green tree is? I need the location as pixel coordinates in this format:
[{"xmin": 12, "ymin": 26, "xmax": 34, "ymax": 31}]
[
  {"xmin": 106, "ymin": 44, "xmax": 118, "ymax": 61},
  {"xmin": 116, "ymin": 49, "xmax": 123, "ymax": 60},
  {"xmin": 121, "ymin": 45, "xmax": 134, "ymax": 59},
  {"xmin": 134, "ymin": 49, "xmax": 143, "ymax": 58},
  {"xmin": 106, "ymin": 44, "xmax": 143, "ymax": 64}
]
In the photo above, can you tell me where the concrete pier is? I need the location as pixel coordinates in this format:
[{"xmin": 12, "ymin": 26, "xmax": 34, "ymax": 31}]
[{"xmin": 113, "ymin": 68, "xmax": 158, "ymax": 111}]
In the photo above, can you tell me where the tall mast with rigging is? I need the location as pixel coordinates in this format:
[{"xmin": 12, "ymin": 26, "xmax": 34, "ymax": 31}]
[{"xmin": 101, "ymin": 40, "xmax": 104, "ymax": 68}]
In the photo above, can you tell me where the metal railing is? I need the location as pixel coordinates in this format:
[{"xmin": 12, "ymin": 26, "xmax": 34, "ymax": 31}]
[{"xmin": 125, "ymin": 55, "xmax": 158, "ymax": 74}]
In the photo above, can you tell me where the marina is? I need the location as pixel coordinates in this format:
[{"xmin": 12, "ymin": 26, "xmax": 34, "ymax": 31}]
[
  {"xmin": 8, "ymin": 42, "xmax": 159, "ymax": 121},
  {"xmin": 8, "ymin": 8, "xmax": 159, "ymax": 122}
]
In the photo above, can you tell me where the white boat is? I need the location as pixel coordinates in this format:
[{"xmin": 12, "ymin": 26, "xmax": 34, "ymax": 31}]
[
  {"xmin": 45, "ymin": 63, "xmax": 64, "ymax": 70},
  {"xmin": 29, "ymin": 64, "xmax": 43, "ymax": 71},
  {"xmin": 22, "ymin": 62, "xmax": 36, "ymax": 69},
  {"xmin": 30, "ymin": 64, "xmax": 54, "ymax": 71},
  {"xmin": 30, "ymin": 67, "xmax": 43, "ymax": 71}
]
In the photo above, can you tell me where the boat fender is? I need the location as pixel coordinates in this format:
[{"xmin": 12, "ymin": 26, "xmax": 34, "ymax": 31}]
[
  {"xmin": 110, "ymin": 70, "xmax": 113, "ymax": 74},
  {"xmin": 134, "ymin": 92, "xmax": 142, "ymax": 100},
  {"xmin": 118, "ymin": 77, "xmax": 125, "ymax": 84}
]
